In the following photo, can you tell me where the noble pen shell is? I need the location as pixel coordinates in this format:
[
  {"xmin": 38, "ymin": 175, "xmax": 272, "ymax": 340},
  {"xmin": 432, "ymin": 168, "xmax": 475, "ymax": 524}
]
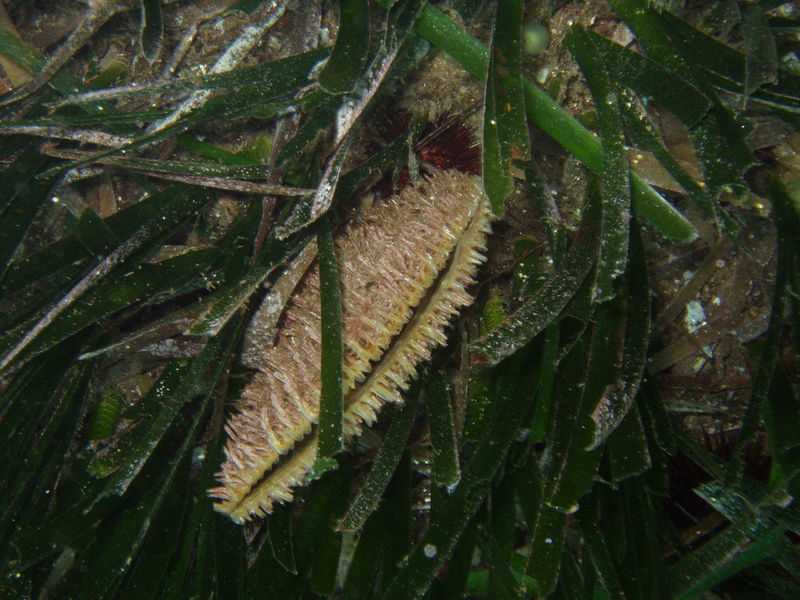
[{"xmin": 209, "ymin": 169, "xmax": 493, "ymax": 523}]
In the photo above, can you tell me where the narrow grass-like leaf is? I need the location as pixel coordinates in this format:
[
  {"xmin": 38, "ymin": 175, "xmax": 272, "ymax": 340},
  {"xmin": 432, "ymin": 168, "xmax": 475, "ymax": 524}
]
[
  {"xmin": 0, "ymin": 23, "xmax": 82, "ymax": 102},
  {"xmin": 0, "ymin": 248, "xmax": 218, "ymax": 371},
  {"xmin": 743, "ymin": 5, "xmax": 779, "ymax": 101},
  {"xmin": 275, "ymin": 93, "xmax": 340, "ymax": 166},
  {"xmin": 57, "ymin": 47, "xmax": 328, "ymax": 108},
  {"xmin": 669, "ymin": 519, "xmax": 785, "ymax": 600},
  {"xmin": 67, "ymin": 203, "xmax": 120, "ymax": 257},
  {"xmin": 0, "ymin": 24, "xmax": 42, "ymax": 75},
  {"xmin": 727, "ymin": 177, "xmax": 792, "ymax": 481},
  {"xmin": 677, "ymin": 433, "xmax": 800, "ymax": 535},
  {"xmin": 594, "ymin": 486, "xmax": 627, "ymax": 572},
  {"xmin": 145, "ymin": 0, "xmax": 289, "ymax": 135},
  {"xmin": 588, "ymin": 219, "xmax": 651, "ymax": 446},
  {"xmin": 8, "ymin": 480, "xmax": 114, "ymax": 574},
  {"xmin": 611, "ymin": 1, "xmax": 754, "ymax": 232},
  {"xmin": 161, "ymin": 425, "xmax": 242, "ymax": 599},
  {"xmin": 695, "ymin": 478, "xmax": 790, "ymax": 532},
  {"xmin": 605, "ymin": 405, "xmax": 651, "ymax": 482},
  {"xmin": 116, "ymin": 473, "xmax": 189, "ymax": 600},
  {"xmin": 515, "ymin": 457, "xmax": 566, "ymax": 596},
  {"xmin": 244, "ymin": 526, "xmax": 302, "ymax": 598},
  {"xmin": 567, "ymin": 27, "xmax": 630, "ymax": 302},
  {"xmin": 0, "ymin": 109, "xmax": 170, "ymax": 130},
  {"xmin": 529, "ymin": 323, "xmax": 558, "ymax": 444},
  {"xmin": 617, "ymin": 92, "xmax": 713, "ymax": 216},
  {"xmin": 268, "ymin": 504, "xmax": 298, "ymax": 574},
  {"xmin": 0, "ymin": 124, "xmax": 132, "ymax": 146},
  {"xmin": 0, "ymin": 150, "xmax": 51, "ymax": 277},
  {"xmin": 627, "ymin": 172, "xmax": 696, "ymax": 240},
  {"xmin": 342, "ymin": 494, "xmax": 390, "ymax": 599},
  {"xmin": 426, "ymin": 372, "xmax": 459, "ymax": 491},
  {"xmin": 381, "ymin": 350, "xmax": 533, "ymax": 600},
  {"xmin": 1, "ymin": 184, "xmax": 208, "ymax": 297},
  {"xmin": 0, "ymin": 356, "xmax": 98, "ymax": 568},
  {"xmin": 387, "ymin": 0, "xmax": 697, "ymax": 240},
  {"xmin": 276, "ymin": 137, "xmax": 350, "ymax": 239},
  {"xmin": 774, "ymin": 537, "xmax": 800, "ymax": 585},
  {"xmin": 340, "ymin": 389, "xmax": 419, "ymax": 531},
  {"xmin": 481, "ymin": 527, "xmax": 518, "ymax": 600},
  {"xmin": 659, "ymin": 9, "xmax": 800, "ymax": 112},
  {"xmin": 11, "ymin": 249, "xmax": 225, "ymax": 364},
  {"xmin": 0, "ymin": 357, "xmax": 88, "ymax": 554},
  {"xmin": 379, "ymin": 451, "xmax": 413, "ymax": 583},
  {"xmin": 482, "ymin": 0, "xmax": 527, "ymax": 217},
  {"xmin": 0, "ymin": 0, "xmax": 135, "ymax": 108},
  {"xmin": 316, "ymin": 215, "xmax": 344, "ymax": 463},
  {"xmin": 338, "ymin": 6, "xmax": 413, "ymax": 140},
  {"xmin": 191, "ymin": 420, "xmax": 249, "ymax": 600},
  {"xmin": 0, "ymin": 23, "xmax": 144, "ymax": 139},
  {"xmin": 576, "ymin": 497, "xmax": 626, "ymax": 599},
  {"xmin": 343, "ymin": 452, "xmax": 411, "ymax": 600},
  {"xmin": 407, "ymin": 3, "xmax": 488, "ymax": 79},
  {"xmin": 686, "ymin": 107, "xmax": 752, "ymax": 233},
  {"xmin": 85, "ymin": 61, "xmax": 128, "ymax": 91},
  {"xmin": 619, "ymin": 480, "xmax": 671, "ymax": 600},
  {"xmin": 740, "ymin": 174, "xmax": 799, "ymax": 476},
  {"xmin": 177, "ymin": 135, "xmax": 257, "ymax": 165},
  {"xmin": 429, "ymin": 519, "xmax": 478, "ymax": 600},
  {"xmin": 213, "ymin": 518, "xmax": 247, "ymax": 600},
  {"xmin": 471, "ymin": 191, "xmax": 601, "ymax": 364},
  {"xmin": 0, "ymin": 23, "xmax": 145, "ymax": 139},
  {"xmin": 139, "ymin": 0, "xmax": 164, "ymax": 62},
  {"xmin": 286, "ymin": 466, "xmax": 351, "ymax": 593},
  {"xmin": 764, "ymin": 363, "xmax": 800, "ymax": 485},
  {"xmin": 319, "ymin": 0, "xmax": 369, "ymax": 93},
  {"xmin": 639, "ymin": 381, "xmax": 676, "ymax": 456},
  {"xmin": 488, "ymin": 0, "xmax": 529, "ymax": 160},
  {"xmin": 189, "ymin": 231, "xmax": 308, "ymax": 336},
  {"xmin": 57, "ymin": 155, "xmax": 273, "ymax": 179},
  {"xmin": 62, "ymin": 318, "xmax": 239, "ymax": 599},
  {"xmin": 580, "ymin": 29, "xmax": 711, "ymax": 127},
  {"xmin": 477, "ymin": 553, "xmax": 540, "ymax": 597},
  {"xmin": 158, "ymin": 498, "xmax": 202, "ymax": 599},
  {"xmin": 542, "ymin": 243, "xmax": 643, "ymax": 505},
  {"xmin": 483, "ymin": 64, "xmax": 512, "ymax": 217},
  {"xmin": 542, "ymin": 324, "xmax": 603, "ymax": 513},
  {"xmin": 553, "ymin": 551, "xmax": 588, "ymax": 600},
  {"xmin": 580, "ymin": 30, "xmax": 736, "ymax": 229},
  {"xmin": 40, "ymin": 49, "xmax": 327, "ymax": 180},
  {"xmin": 309, "ymin": 522, "xmax": 345, "ymax": 596},
  {"xmin": 91, "ymin": 356, "xmax": 210, "ymax": 497}
]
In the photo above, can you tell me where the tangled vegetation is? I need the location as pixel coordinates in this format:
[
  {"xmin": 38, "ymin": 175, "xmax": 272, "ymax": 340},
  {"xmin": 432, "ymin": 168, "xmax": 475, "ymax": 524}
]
[{"xmin": 0, "ymin": 1, "xmax": 798, "ymax": 598}]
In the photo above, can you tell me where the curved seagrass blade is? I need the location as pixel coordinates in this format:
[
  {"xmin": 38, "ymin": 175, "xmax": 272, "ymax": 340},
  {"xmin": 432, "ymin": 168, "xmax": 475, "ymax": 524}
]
[{"xmin": 209, "ymin": 169, "xmax": 492, "ymax": 523}]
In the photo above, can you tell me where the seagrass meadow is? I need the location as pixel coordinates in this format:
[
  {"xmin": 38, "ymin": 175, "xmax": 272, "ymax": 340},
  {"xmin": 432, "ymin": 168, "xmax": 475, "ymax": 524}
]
[{"xmin": 0, "ymin": 1, "xmax": 799, "ymax": 599}]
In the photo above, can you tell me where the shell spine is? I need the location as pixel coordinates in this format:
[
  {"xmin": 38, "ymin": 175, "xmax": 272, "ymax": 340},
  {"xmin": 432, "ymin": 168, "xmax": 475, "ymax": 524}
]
[{"xmin": 210, "ymin": 169, "xmax": 492, "ymax": 523}]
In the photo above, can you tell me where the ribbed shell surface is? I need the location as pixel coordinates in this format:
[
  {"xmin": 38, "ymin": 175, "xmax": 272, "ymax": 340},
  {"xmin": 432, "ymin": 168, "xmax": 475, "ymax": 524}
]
[{"xmin": 211, "ymin": 169, "xmax": 492, "ymax": 522}]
